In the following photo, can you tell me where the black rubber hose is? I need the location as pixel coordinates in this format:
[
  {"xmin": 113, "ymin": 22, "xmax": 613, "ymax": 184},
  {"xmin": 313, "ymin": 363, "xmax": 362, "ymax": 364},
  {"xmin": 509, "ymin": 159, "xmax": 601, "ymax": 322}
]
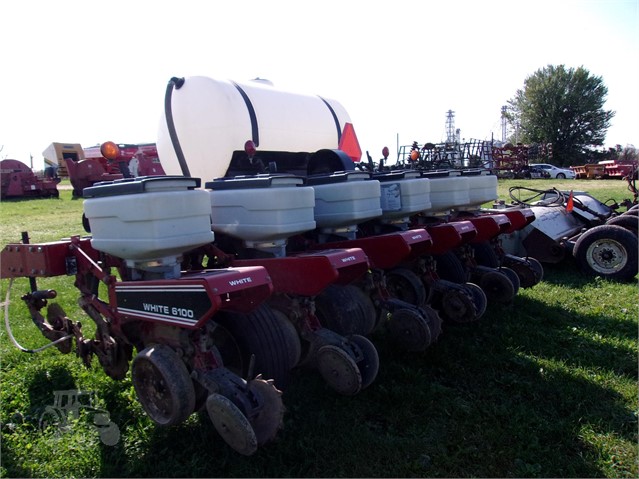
[{"xmin": 164, "ymin": 77, "xmax": 191, "ymax": 177}]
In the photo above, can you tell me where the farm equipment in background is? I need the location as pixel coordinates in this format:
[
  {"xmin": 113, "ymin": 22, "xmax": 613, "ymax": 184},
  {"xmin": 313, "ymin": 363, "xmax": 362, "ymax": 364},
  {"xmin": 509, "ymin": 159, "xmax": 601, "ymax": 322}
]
[
  {"xmin": 42, "ymin": 141, "xmax": 165, "ymax": 197},
  {"xmin": 0, "ymin": 159, "xmax": 60, "ymax": 199},
  {"xmin": 489, "ymin": 175, "xmax": 638, "ymax": 282},
  {"xmin": 571, "ymin": 159, "xmax": 638, "ymax": 180}
]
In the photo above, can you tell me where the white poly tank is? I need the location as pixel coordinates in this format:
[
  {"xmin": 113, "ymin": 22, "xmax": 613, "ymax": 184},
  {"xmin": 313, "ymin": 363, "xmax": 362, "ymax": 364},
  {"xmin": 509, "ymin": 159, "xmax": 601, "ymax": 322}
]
[
  {"xmin": 308, "ymin": 172, "xmax": 382, "ymax": 228},
  {"xmin": 421, "ymin": 171, "xmax": 471, "ymax": 213},
  {"xmin": 207, "ymin": 175, "xmax": 316, "ymax": 242},
  {"xmin": 157, "ymin": 76, "xmax": 353, "ymax": 182},
  {"xmin": 83, "ymin": 177, "xmax": 215, "ymax": 261},
  {"xmin": 375, "ymin": 170, "xmax": 432, "ymax": 220},
  {"xmin": 463, "ymin": 170, "xmax": 498, "ymax": 208}
]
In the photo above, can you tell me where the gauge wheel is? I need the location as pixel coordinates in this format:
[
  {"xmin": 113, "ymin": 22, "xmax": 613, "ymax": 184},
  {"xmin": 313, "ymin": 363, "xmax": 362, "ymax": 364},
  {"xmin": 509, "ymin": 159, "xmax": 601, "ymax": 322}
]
[
  {"xmin": 247, "ymin": 377, "xmax": 284, "ymax": 446},
  {"xmin": 479, "ymin": 270, "xmax": 515, "ymax": 304},
  {"xmin": 387, "ymin": 308, "xmax": 432, "ymax": 352},
  {"xmin": 498, "ymin": 266, "xmax": 521, "ymax": 296},
  {"xmin": 385, "ymin": 267, "xmax": 427, "ymax": 307},
  {"xmin": 131, "ymin": 344, "xmax": 195, "ymax": 426},
  {"xmin": 315, "ymin": 284, "xmax": 376, "ymax": 336},
  {"xmin": 212, "ymin": 304, "xmax": 292, "ymax": 389},
  {"xmin": 348, "ymin": 335, "xmax": 379, "ymax": 389},
  {"xmin": 316, "ymin": 345, "xmax": 362, "ymax": 396},
  {"xmin": 573, "ymin": 224, "xmax": 639, "ymax": 282},
  {"xmin": 207, "ymin": 393, "xmax": 257, "ymax": 456},
  {"xmin": 434, "ymin": 251, "xmax": 468, "ymax": 283},
  {"xmin": 471, "ymin": 241, "xmax": 499, "ymax": 268}
]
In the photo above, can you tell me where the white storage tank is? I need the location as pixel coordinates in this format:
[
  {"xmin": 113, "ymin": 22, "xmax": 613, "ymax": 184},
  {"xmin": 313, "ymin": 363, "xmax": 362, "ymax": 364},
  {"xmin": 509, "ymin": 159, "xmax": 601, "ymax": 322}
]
[
  {"xmin": 307, "ymin": 171, "xmax": 382, "ymax": 228},
  {"xmin": 420, "ymin": 170, "xmax": 471, "ymax": 213},
  {"xmin": 463, "ymin": 169, "xmax": 498, "ymax": 208},
  {"xmin": 157, "ymin": 76, "xmax": 354, "ymax": 182},
  {"xmin": 83, "ymin": 177, "xmax": 214, "ymax": 262},
  {"xmin": 374, "ymin": 170, "xmax": 431, "ymax": 220},
  {"xmin": 206, "ymin": 175, "xmax": 316, "ymax": 244}
]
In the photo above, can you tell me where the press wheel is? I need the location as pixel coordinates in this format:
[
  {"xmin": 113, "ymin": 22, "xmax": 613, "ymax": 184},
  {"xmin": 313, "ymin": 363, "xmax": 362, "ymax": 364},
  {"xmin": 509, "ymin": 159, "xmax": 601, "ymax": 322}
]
[
  {"xmin": 316, "ymin": 345, "xmax": 362, "ymax": 396},
  {"xmin": 464, "ymin": 283, "xmax": 487, "ymax": 319},
  {"xmin": 387, "ymin": 308, "xmax": 432, "ymax": 352},
  {"xmin": 247, "ymin": 377, "xmax": 284, "ymax": 446},
  {"xmin": 348, "ymin": 335, "xmax": 379, "ymax": 389},
  {"xmin": 206, "ymin": 393, "xmax": 258, "ymax": 456},
  {"xmin": 441, "ymin": 288, "xmax": 477, "ymax": 323},
  {"xmin": 498, "ymin": 266, "xmax": 521, "ymax": 296},
  {"xmin": 479, "ymin": 270, "xmax": 515, "ymax": 303}
]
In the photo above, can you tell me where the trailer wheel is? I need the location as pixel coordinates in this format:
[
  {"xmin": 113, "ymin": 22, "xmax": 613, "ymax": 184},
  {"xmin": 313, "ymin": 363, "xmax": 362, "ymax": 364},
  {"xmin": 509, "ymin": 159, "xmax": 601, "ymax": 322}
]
[
  {"xmin": 213, "ymin": 304, "xmax": 292, "ymax": 390},
  {"xmin": 434, "ymin": 251, "xmax": 468, "ymax": 283},
  {"xmin": 315, "ymin": 284, "xmax": 376, "ymax": 336},
  {"xmin": 573, "ymin": 225, "xmax": 638, "ymax": 281},
  {"xmin": 131, "ymin": 344, "xmax": 195, "ymax": 426},
  {"xmin": 471, "ymin": 242, "xmax": 499, "ymax": 268},
  {"xmin": 385, "ymin": 267, "xmax": 427, "ymax": 306},
  {"xmin": 606, "ymin": 214, "xmax": 638, "ymax": 237}
]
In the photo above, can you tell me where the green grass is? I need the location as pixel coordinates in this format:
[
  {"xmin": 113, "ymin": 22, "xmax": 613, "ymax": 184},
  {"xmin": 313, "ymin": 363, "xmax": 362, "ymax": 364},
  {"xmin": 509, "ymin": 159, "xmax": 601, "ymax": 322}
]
[{"xmin": 1, "ymin": 179, "xmax": 637, "ymax": 478}]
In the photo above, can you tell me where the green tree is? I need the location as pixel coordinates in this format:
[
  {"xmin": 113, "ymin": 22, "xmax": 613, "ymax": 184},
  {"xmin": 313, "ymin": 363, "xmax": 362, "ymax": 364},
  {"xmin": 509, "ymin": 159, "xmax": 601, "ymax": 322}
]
[{"xmin": 505, "ymin": 65, "xmax": 615, "ymax": 166}]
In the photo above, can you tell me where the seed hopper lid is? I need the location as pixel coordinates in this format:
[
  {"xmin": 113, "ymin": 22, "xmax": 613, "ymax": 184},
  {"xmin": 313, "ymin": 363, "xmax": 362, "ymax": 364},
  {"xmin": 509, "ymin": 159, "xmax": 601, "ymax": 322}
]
[
  {"xmin": 205, "ymin": 174, "xmax": 304, "ymax": 190},
  {"xmin": 83, "ymin": 176, "xmax": 201, "ymax": 198}
]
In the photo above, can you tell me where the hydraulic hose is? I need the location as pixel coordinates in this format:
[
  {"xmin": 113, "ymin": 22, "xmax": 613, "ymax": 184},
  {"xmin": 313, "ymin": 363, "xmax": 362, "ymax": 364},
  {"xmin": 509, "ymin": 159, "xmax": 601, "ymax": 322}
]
[
  {"xmin": 164, "ymin": 77, "xmax": 191, "ymax": 177},
  {"xmin": 3, "ymin": 278, "xmax": 73, "ymax": 354}
]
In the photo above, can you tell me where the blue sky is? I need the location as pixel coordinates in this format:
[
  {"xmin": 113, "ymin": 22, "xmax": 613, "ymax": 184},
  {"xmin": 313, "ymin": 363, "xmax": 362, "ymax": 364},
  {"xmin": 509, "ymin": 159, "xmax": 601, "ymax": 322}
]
[{"xmin": 1, "ymin": 0, "xmax": 637, "ymax": 169}]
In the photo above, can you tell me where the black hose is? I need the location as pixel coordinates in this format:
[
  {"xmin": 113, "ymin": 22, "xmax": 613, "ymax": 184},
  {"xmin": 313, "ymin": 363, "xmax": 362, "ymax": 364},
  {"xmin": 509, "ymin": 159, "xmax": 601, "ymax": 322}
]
[
  {"xmin": 508, "ymin": 186, "xmax": 565, "ymax": 207},
  {"xmin": 164, "ymin": 77, "xmax": 191, "ymax": 177}
]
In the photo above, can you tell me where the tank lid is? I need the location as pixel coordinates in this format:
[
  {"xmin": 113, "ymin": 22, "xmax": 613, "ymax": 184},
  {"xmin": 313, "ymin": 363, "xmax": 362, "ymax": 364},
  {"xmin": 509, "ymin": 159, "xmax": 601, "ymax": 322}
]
[
  {"xmin": 419, "ymin": 170, "xmax": 461, "ymax": 179},
  {"xmin": 205, "ymin": 174, "xmax": 304, "ymax": 190},
  {"xmin": 83, "ymin": 176, "xmax": 201, "ymax": 198},
  {"xmin": 373, "ymin": 170, "xmax": 421, "ymax": 182},
  {"xmin": 460, "ymin": 169, "xmax": 490, "ymax": 177},
  {"xmin": 305, "ymin": 170, "xmax": 371, "ymax": 186}
]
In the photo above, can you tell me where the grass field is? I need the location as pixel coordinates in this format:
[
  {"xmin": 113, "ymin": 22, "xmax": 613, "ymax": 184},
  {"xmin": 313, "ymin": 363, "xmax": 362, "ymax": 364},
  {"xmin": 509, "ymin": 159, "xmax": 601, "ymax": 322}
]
[{"xmin": 0, "ymin": 178, "xmax": 637, "ymax": 478}]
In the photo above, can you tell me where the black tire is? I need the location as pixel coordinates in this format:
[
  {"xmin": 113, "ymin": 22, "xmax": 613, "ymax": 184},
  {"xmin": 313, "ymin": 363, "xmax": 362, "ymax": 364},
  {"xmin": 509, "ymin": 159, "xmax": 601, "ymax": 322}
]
[
  {"xmin": 626, "ymin": 204, "xmax": 639, "ymax": 212},
  {"xmin": 606, "ymin": 214, "xmax": 638, "ymax": 237},
  {"xmin": 131, "ymin": 344, "xmax": 196, "ymax": 426},
  {"xmin": 213, "ymin": 304, "xmax": 292, "ymax": 390},
  {"xmin": 471, "ymin": 242, "xmax": 499, "ymax": 268},
  {"xmin": 621, "ymin": 208, "xmax": 638, "ymax": 217},
  {"xmin": 385, "ymin": 267, "xmax": 427, "ymax": 307},
  {"xmin": 315, "ymin": 284, "xmax": 377, "ymax": 336},
  {"xmin": 478, "ymin": 270, "xmax": 515, "ymax": 303},
  {"xmin": 348, "ymin": 335, "xmax": 379, "ymax": 389},
  {"xmin": 556, "ymin": 173, "xmax": 566, "ymax": 179},
  {"xmin": 434, "ymin": 251, "xmax": 468, "ymax": 283},
  {"xmin": 573, "ymin": 225, "xmax": 639, "ymax": 282},
  {"xmin": 498, "ymin": 266, "xmax": 521, "ymax": 296}
]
